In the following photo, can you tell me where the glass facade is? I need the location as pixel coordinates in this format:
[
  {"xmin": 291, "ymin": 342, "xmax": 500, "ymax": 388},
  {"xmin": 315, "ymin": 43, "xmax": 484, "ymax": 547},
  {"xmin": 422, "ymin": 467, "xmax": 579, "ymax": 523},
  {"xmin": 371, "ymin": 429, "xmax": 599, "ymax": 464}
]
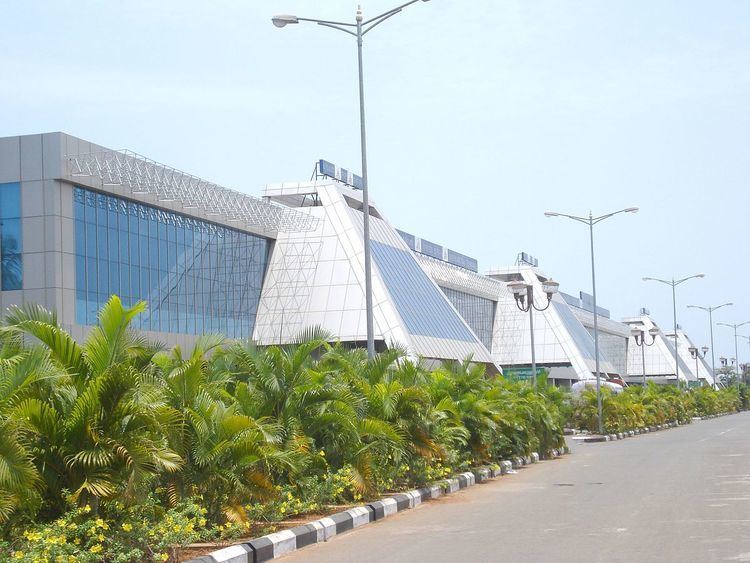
[
  {"xmin": 440, "ymin": 286, "xmax": 495, "ymax": 350},
  {"xmin": 446, "ymin": 249, "xmax": 478, "ymax": 273},
  {"xmin": 74, "ymin": 186, "xmax": 270, "ymax": 338},
  {"xmin": 0, "ymin": 182, "xmax": 22, "ymax": 290},
  {"xmin": 553, "ymin": 300, "xmax": 599, "ymax": 361},
  {"xmin": 588, "ymin": 329, "xmax": 628, "ymax": 375},
  {"xmin": 419, "ymin": 238, "xmax": 443, "ymax": 261},
  {"xmin": 371, "ymin": 240, "xmax": 476, "ymax": 342}
]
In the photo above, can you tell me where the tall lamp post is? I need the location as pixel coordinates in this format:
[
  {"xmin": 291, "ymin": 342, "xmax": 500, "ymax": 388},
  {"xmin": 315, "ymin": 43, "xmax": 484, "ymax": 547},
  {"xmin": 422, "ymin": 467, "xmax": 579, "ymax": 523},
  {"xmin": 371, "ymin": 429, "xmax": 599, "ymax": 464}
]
[
  {"xmin": 544, "ymin": 207, "xmax": 638, "ymax": 435},
  {"xmin": 717, "ymin": 321, "xmax": 750, "ymax": 392},
  {"xmin": 687, "ymin": 302, "xmax": 733, "ymax": 389},
  {"xmin": 507, "ymin": 278, "xmax": 560, "ymax": 388},
  {"xmin": 272, "ymin": 1, "xmax": 431, "ymax": 359},
  {"xmin": 688, "ymin": 345, "xmax": 709, "ymax": 387},
  {"xmin": 642, "ymin": 274, "xmax": 705, "ymax": 387},
  {"xmin": 631, "ymin": 326, "xmax": 659, "ymax": 386}
]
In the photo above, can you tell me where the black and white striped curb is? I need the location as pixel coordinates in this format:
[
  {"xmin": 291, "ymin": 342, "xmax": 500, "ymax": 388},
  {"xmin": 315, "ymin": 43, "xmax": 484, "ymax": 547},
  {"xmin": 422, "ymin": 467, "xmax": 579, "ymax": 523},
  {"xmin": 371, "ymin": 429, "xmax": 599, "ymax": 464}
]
[
  {"xmin": 577, "ymin": 411, "xmax": 740, "ymax": 443},
  {"xmin": 185, "ymin": 448, "xmax": 570, "ymax": 563}
]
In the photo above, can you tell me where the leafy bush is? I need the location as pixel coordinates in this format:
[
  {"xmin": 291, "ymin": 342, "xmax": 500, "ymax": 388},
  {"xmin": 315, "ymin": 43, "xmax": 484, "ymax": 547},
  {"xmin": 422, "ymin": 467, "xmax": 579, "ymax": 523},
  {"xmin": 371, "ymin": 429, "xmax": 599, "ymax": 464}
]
[
  {"xmin": 3, "ymin": 497, "xmax": 220, "ymax": 562},
  {"xmin": 571, "ymin": 382, "xmax": 739, "ymax": 433},
  {"xmin": 0, "ymin": 298, "xmax": 566, "ymax": 560}
]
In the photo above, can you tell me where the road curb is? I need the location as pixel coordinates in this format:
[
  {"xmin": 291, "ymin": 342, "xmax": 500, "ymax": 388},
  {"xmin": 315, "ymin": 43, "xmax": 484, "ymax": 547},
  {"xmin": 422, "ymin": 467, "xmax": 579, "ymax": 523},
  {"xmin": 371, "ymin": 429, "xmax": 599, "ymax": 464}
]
[
  {"xmin": 578, "ymin": 411, "xmax": 740, "ymax": 443},
  {"xmin": 185, "ymin": 449, "xmax": 569, "ymax": 563}
]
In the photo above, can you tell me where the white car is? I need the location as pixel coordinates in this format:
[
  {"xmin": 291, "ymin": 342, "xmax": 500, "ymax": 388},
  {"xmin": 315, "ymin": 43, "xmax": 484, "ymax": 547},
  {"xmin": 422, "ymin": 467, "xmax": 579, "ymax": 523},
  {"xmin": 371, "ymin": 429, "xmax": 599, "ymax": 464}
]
[{"xmin": 571, "ymin": 379, "xmax": 624, "ymax": 396}]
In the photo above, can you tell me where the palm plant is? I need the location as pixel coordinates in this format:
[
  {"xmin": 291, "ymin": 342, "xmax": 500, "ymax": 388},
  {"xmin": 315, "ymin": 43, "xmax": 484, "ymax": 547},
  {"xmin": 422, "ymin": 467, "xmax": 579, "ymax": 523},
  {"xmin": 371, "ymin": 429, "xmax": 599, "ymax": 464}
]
[
  {"xmin": 0, "ymin": 331, "xmax": 48, "ymax": 523},
  {"xmin": 1, "ymin": 297, "xmax": 182, "ymax": 516},
  {"xmin": 153, "ymin": 335, "xmax": 296, "ymax": 523}
]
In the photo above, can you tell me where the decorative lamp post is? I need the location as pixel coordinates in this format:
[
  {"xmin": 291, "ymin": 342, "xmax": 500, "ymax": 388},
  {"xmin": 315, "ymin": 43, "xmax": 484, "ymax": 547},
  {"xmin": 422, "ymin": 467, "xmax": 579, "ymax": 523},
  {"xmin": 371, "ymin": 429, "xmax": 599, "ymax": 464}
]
[
  {"xmin": 545, "ymin": 207, "xmax": 638, "ymax": 435},
  {"xmin": 272, "ymin": 0, "xmax": 432, "ymax": 359},
  {"xmin": 642, "ymin": 274, "xmax": 705, "ymax": 387},
  {"xmin": 507, "ymin": 278, "xmax": 560, "ymax": 389},
  {"xmin": 631, "ymin": 326, "xmax": 659, "ymax": 386},
  {"xmin": 688, "ymin": 345, "xmax": 709, "ymax": 387}
]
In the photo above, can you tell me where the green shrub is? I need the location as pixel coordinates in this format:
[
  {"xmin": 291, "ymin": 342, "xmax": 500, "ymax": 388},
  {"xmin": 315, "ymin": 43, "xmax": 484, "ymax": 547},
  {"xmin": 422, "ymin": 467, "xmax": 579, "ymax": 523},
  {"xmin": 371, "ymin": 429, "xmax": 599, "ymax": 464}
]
[
  {"xmin": 0, "ymin": 298, "xmax": 567, "ymax": 558},
  {"xmin": 571, "ymin": 383, "xmax": 739, "ymax": 433}
]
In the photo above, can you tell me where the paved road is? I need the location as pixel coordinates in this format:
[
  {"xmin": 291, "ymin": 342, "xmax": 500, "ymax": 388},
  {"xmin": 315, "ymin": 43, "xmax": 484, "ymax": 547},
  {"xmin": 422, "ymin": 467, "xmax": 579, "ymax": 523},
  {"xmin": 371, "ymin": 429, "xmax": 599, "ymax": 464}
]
[{"xmin": 282, "ymin": 412, "xmax": 750, "ymax": 562}]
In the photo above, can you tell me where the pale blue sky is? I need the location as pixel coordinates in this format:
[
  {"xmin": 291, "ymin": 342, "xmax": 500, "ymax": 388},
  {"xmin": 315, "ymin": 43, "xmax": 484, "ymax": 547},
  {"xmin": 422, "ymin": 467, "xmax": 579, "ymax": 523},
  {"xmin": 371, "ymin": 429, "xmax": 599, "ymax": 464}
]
[{"xmin": 1, "ymin": 1, "xmax": 748, "ymax": 362}]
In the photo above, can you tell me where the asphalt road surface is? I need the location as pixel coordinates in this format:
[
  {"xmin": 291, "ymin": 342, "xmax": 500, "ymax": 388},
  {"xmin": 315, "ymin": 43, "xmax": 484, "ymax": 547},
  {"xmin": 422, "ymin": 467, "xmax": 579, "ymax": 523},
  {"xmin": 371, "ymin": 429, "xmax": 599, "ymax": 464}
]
[{"xmin": 282, "ymin": 412, "xmax": 750, "ymax": 563}]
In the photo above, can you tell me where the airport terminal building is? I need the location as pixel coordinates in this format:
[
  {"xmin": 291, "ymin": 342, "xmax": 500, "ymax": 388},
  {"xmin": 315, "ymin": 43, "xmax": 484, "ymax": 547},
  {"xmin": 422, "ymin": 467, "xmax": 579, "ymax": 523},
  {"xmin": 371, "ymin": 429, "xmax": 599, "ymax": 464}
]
[{"xmin": 0, "ymin": 132, "xmax": 714, "ymax": 386}]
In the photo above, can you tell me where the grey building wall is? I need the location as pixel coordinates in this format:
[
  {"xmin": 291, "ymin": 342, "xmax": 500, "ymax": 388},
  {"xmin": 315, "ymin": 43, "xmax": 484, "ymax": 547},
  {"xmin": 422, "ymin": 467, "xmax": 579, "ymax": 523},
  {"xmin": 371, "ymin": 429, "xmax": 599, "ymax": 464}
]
[{"xmin": 0, "ymin": 133, "xmax": 261, "ymax": 351}]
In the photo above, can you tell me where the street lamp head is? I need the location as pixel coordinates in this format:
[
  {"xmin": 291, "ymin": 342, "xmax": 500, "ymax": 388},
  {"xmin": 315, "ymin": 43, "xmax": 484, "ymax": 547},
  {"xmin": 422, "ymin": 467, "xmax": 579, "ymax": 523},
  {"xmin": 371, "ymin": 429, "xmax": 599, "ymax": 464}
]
[
  {"xmin": 702, "ymin": 345, "xmax": 709, "ymax": 355},
  {"xmin": 542, "ymin": 279, "xmax": 559, "ymax": 297},
  {"xmin": 624, "ymin": 207, "xmax": 639, "ymax": 213},
  {"xmin": 507, "ymin": 280, "xmax": 529, "ymax": 299},
  {"xmin": 272, "ymin": 14, "xmax": 299, "ymax": 27},
  {"xmin": 544, "ymin": 211, "xmax": 560, "ymax": 217},
  {"xmin": 648, "ymin": 327, "xmax": 660, "ymax": 337},
  {"xmin": 631, "ymin": 327, "xmax": 644, "ymax": 338},
  {"xmin": 695, "ymin": 273, "xmax": 706, "ymax": 279},
  {"xmin": 688, "ymin": 346, "xmax": 698, "ymax": 358}
]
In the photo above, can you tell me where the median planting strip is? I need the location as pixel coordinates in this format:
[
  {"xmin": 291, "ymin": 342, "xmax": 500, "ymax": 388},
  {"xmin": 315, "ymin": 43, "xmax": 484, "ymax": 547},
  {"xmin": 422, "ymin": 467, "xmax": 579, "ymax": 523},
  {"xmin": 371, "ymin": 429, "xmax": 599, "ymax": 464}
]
[
  {"xmin": 572, "ymin": 411, "xmax": 739, "ymax": 443},
  {"xmin": 186, "ymin": 447, "xmax": 571, "ymax": 563}
]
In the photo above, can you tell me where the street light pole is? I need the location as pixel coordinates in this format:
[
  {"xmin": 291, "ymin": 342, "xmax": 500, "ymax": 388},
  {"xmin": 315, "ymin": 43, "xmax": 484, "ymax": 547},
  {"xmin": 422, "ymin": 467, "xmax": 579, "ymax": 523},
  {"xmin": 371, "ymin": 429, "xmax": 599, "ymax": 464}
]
[
  {"xmin": 718, "ymin": 321, "xmax": 750, "ymax": 393},
  {"xmin": 508, "ymin": 278, "xmax": 560, "ymax": 389},
  {"xmin": 272, "ymin": 1, "xmax": 431, "ymax": 359},
  {"xmin": 545, "ymin": 207, "xmax": 638, "ymax": 435},
  {"xmin": 643, "ymin": 274, "xmax": 705, "ymax": 388},
  {"xmin": 687, "ymin": 303, "xmax": 732, "ymax": 389}
]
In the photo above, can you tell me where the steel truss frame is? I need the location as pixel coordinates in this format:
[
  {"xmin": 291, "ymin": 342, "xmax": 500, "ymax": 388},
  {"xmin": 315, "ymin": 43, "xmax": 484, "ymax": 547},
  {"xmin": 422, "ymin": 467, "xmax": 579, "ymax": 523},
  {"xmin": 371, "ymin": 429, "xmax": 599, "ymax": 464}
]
[{"xmin": 67, "ymin": 149, "xmax": 319, "ymax": 233}]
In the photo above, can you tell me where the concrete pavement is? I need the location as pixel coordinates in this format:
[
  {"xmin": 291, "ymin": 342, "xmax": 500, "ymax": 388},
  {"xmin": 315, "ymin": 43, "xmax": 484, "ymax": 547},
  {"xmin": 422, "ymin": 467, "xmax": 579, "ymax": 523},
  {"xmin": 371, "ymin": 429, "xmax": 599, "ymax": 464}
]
[{"xmin": 281, "ymin": 412, "xmax": 750, "ymax": 562}]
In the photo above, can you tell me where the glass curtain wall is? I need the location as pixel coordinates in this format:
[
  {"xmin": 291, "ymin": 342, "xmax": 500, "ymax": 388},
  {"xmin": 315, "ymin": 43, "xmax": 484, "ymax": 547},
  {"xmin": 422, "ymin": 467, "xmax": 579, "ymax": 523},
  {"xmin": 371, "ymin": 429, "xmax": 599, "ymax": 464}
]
[
  {"xmin": 440, "ymin": 286, "xmax": 495, "ymax": 350},
  {"xmin": 371, "ymin": 240, "xmax": 476, "ymax": 342},
  {"xmin": 74, "ymin": 186, "xmax": 270, "ymax": 338},
  {"xmin": 0, "ymin": 182, "xmax": 22, "ymax": 290}
]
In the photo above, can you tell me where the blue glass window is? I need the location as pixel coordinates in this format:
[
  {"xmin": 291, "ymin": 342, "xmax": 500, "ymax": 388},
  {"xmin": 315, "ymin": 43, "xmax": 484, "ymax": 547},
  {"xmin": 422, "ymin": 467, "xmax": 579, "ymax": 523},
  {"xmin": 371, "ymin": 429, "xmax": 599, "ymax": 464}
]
[
  {"xmin": 440, "ymin": 286, "xmax": 495, "ymax": 349},
  {"xmin": 446, "ymin": 249, "xmax": 478, "ymax": 273},
  {"xmin": 371, "ymin": 241, "xmax": 476, "ymax": 342},
  {"xmin": 0, "ymin": 182, "xmax": 22, "ymax": 290},
  {"xmin": 553, "ymin": 300, "xmax": 600, "ymax": 361},
  {"xmin": 419, "ymin": 239, "xmax": 443, "ymax": 261},
  {"xmin": 73, "ymin": 186, "xmax": 270, "ymax": 338},
  {"xmin": 396, "ymin": 229, "xmax": 416, "ymax": 251}
]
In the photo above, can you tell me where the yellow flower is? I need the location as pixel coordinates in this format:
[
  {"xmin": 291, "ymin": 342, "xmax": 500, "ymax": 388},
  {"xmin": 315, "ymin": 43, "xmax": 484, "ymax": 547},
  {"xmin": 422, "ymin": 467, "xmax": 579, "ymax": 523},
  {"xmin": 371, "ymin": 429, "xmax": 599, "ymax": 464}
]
[
  {"xmin": 173, "ymin": 524, "xmax": 182, "ymax": 532},
  {"xmin": 198, "ymin": 518, "xmax": 206, "ymax": 527},
  {"xmin": 67, "ymin": 523, "xmax": 77, "ymax": 530},
  {"xmin": 90, "ymin": 544, "xmax": 103, "ymax": 554},
  {"xmin": 74, "ymin": 538, "xmax": 81, "ymax": 545},
  {"xmin": 98, "ymin": 533, "xmax": 105, "ymax": 542},
  {"xmin": 13, "ymin": 552, "xmax": 25, "ymax": 560},
  {"xmin": 318, "ymin": 450, "xmax": 325, "ymax": 456},
  {"xmin": 122, "ymin": 523, "xmax": 133, "ymax": 532},
  {"xmin": 83, "ymin": 505, "xmax": 91, "ymax": 513},
  {"xmin": 159, "ymin": 553, "xmax": 169, "ymax": 561},
  {"xmin": 95, "ymin": 518, "xmax": 105, "ymax": 528}
]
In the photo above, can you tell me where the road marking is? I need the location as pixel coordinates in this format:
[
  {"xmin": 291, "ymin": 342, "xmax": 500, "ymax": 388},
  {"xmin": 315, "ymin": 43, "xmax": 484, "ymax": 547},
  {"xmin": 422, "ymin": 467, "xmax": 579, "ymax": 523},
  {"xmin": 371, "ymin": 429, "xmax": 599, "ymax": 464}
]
[{"xmin": 699, "ymin": 426, "xmax": 738, "ymax": 442}]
